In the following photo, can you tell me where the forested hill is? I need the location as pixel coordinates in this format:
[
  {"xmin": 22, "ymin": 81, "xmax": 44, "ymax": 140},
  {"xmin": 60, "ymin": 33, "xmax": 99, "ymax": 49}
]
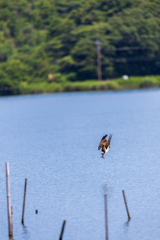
[{"xmin": 0, "ymin": 0, "xmax": 160, "ymax": 94}]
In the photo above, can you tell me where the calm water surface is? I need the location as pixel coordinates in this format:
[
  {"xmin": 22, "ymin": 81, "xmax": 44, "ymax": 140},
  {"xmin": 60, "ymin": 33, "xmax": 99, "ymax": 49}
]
[{"xmin": 0, "ymin": 89, "xmax": 160, "ymax": 240}]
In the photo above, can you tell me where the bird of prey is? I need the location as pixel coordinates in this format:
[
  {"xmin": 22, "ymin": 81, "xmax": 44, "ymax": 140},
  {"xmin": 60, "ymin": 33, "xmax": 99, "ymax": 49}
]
[{"xmin": 98, "ymin": 134, "xmax": 112, "ymax": 158}]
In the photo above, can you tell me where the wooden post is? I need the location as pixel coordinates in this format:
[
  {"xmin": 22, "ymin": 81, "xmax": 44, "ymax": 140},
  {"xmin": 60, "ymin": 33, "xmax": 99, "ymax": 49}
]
[
  {"xmin": 96, "ymin": 39, "xmax": 102, "ymax": 81},
  {"xmin": 6, "ymin": 162, "xmax": 13, "ymax": 237},
  {"xmin": 104, "ymin": 194, "xmax": 108, "ymax": 240},
  {"xmin": 122, "ymin": 190, "xmax": 131, "ymax": 221},
  {"xmin": 11, "ymin": 206, "xmax": 13, "ymax": 231},
  {"xmin": 22, "ymin": 178, "xmax": 27, "ymax": 224},
  {"xmin": 59, "ymin": 220, "xmax": 66, "ymax": 240}
]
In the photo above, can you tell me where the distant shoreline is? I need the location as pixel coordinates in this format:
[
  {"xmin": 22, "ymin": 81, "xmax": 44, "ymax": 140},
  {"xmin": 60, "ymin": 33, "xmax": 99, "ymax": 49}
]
[
  {"xmin": 20, "ymin": 75, "xmax": 160, "ymax": 95},
  {"xmin": 1, "ymin": 75, "xmax": 160, "ymax": 96}
]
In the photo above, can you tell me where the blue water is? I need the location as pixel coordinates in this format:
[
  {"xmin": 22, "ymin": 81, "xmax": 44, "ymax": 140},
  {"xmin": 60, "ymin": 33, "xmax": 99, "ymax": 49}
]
[{"xmin": 0, "ymin": 89, "xmax": 160, "ymax": 240}]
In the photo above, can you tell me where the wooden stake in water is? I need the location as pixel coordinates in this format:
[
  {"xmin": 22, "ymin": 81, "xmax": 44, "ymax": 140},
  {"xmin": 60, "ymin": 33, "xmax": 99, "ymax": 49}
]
[
  {"xmin": 104, "ymin": 194, "xmax": 109, "ymax": 240},
  {"xmin": 59, "ymin": 220, "xmax": 66, "ymax": 240},
  {"xmin": 22, "ymin": 178, "xmax": 27, "ymax": 224},
  {"xmin": 122, "ymin": 190, "xmax": 131, "ymax": 221},
  {"xmin": 6, "ymin": 162, "xmax": 13, "ymax": 237},
  {"xmin": 11, "ymin": 206, "xmax": 13, "ymax": 231}
]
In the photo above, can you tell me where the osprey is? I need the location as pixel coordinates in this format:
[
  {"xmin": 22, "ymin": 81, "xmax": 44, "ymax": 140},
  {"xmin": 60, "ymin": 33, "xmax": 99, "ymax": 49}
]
[{"xmin": 98, "ymin": 134, "xmax": 112, "ymax": 158}]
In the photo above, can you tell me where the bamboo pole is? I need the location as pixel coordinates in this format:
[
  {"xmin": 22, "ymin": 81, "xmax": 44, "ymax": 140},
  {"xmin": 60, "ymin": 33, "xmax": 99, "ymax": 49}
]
[
  {"xmin": 6, "ymin": 162, "xmax": 13, "ymax": 237},
  {"xmin": 122, "ymin": 190, "xmax": 131, "ymax": 221},
  {"xmin": 104, "ymin": 194, "xmax": 108, "ymax": 240},
  {"xmin": 22, "ymin": 178, "xmax": 27, "ymax": 224},
  {"xmin": 59, "ymin": 220, "xmax": 66, "ymax": 240}
]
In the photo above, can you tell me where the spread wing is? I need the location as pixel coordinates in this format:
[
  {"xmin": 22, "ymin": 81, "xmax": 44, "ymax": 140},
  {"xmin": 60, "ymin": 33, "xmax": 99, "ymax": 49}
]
[
  {"xmin": 101, "ymin": 134, "xmax": 108, "ymax": 141},
  {"xmin": 107, "ymin": 134, "xmax": 112, "ymax": 147},
  {"xmin": 98, "ymin": 134, "xmax": 108, "ymax": 150}
]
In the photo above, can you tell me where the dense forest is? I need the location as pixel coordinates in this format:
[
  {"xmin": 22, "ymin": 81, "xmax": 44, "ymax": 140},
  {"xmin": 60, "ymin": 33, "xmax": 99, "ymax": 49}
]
[{"xmin": 0, "ymin": 0, "xmax": 160, "ymax": 94}]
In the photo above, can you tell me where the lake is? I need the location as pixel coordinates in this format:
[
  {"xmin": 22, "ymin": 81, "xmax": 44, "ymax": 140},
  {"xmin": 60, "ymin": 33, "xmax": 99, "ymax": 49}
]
[{"xmin": 0, "ymin": 89, "xmax": 160, "ymax": 240}]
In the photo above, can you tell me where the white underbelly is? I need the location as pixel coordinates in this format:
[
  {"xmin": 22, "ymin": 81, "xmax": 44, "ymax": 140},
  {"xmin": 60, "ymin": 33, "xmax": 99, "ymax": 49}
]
[
  {"xmin": 102, "ymin": 147, "xmax": 109, "ymax": 157},
  {"xmin": 105, "ymin": 148, "xmax": 109, "ymax": 153}
]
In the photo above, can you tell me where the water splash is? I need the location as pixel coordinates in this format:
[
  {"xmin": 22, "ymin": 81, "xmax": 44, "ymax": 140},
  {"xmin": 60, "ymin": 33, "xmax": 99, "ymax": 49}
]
[{"xmin": 103, "ymin": 183, "xmax": 113, "ymax": 194}]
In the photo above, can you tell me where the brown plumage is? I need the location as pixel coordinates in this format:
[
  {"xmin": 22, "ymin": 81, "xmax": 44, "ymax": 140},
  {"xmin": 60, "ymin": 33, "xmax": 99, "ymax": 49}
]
[{"xmin": 98, "ymin": 134, "xmax": 112, "ymax": 152}]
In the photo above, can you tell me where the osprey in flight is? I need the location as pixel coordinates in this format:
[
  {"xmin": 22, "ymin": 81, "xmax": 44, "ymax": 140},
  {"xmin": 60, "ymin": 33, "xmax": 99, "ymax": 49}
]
[{"xmin": 98, "ymin": 134, "xmax": 112, "ymax": 158}]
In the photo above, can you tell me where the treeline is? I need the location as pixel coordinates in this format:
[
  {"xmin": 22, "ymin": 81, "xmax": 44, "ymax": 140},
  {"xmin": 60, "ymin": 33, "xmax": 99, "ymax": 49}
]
[{"xmin": 0, "ymin": 0, "xmax": 160, "ymax": 95}]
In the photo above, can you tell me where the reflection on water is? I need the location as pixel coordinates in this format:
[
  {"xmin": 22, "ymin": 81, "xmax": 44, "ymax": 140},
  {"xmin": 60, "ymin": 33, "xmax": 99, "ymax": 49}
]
[
  {"xmin": 124, "ymin": 220, "xmax": 130, "ymax": 234},
  {"xmin": 22, "ymin": 225, "xmax": 30, "ymax": 240},
  {"xmin": 9, "ymin": 237, "xmax": 14, "ymax": 240},
  {"xmin": 0, "ymin": 89, "xmax": 160, "ymax": 239}
]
